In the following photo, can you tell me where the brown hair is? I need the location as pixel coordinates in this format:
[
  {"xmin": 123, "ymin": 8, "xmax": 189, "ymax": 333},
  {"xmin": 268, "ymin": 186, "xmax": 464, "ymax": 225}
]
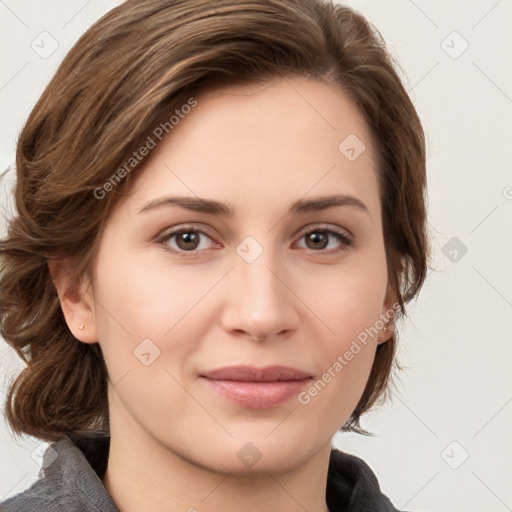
[{"xmin": 0, "ymin": 0, "xmax": 428, "ymax": 443}]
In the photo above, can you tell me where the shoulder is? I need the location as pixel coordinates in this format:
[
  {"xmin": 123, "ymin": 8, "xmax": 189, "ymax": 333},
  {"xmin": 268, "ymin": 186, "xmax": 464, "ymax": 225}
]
[
  {"xmin": 0, "ymin": 481, "xmax": 78, "ymax": 512},
  {"xmin": 0, "ymin": 435, "xmax": 117, "ymax": 512},
  {"xmin": 0, "ymin": 452, "xmax": 80, "ymax": 512},
  {"xmin": 327, "ymin": 448, "xmax": 405, "ymax": 512}
]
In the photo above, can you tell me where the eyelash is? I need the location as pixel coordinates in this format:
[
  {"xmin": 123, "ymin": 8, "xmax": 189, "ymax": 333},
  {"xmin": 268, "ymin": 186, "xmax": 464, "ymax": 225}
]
[{"xmin": 156, "ymin": 224, "xmax": 353, "ymax": 258}]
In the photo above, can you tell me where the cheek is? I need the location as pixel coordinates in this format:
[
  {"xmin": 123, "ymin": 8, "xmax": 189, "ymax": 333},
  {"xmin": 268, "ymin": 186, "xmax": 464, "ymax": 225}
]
[
  {"xmin": 93, "ymin": 247, "xmax": 183, "ymax": 333},
  {"xmin": 295, "ymin": 274, "xmax": 384, "ymax": 424},
  {"xmin": 90, "ymin": 259, "xmax": 198, "ymax": 421},
  {"xmin": 295, "ymin": 253, "xmax": 387, "ymax": 405},
  {"xmin": 302, "ymin": 254, "xmax": 388, "ymax": 346},
  {"xmin": 91, "ymin": 250, "xmax": 220, "ymax": 376}
]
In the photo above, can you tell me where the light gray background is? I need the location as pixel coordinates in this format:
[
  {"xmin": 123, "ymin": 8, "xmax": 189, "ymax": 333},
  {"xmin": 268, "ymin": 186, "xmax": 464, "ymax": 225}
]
[{"xmin": 1, "ymin": 1, "xmax": 511, "ymax": 511}]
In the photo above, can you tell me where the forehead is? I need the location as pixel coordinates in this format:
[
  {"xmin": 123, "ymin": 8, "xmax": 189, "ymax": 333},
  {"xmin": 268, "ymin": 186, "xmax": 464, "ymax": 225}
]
[{"xmin": 123, "ymin": 77, "xmax": 379, "ymax": 218}]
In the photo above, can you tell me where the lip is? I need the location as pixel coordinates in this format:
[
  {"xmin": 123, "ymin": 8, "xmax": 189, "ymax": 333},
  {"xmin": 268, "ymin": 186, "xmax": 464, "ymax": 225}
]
[
  {"xmin": 200, "ymin": 365, "xmax": 312, "ymax": 381},
  {"xmin": 199, "ymin": 365, "xmax": 313, "ymax": 409}
]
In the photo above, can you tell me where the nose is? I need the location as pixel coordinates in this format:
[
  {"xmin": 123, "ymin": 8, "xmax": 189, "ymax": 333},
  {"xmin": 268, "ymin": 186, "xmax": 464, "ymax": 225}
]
[{"xmin": 220, "ymin": 245, "xmax": 299, "ymax": 343}]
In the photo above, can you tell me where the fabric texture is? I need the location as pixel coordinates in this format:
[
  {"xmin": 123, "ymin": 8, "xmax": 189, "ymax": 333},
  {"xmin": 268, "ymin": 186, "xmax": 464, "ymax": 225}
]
[{"xmin": 0, "ymin": 434, "xmax": 402, "ymax": 511}]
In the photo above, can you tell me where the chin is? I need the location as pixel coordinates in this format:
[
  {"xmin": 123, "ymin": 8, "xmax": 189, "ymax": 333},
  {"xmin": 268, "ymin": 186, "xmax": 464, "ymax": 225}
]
[{"xmin": 190, "ymin": 433, "xmax": 323, "ymax": 476}]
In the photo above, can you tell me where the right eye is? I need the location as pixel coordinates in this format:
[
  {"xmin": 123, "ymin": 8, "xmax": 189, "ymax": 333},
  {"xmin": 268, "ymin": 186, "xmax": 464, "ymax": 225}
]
[{"xmin": 157, "ymin": 227, "xmax": 219, "ymax": 256}]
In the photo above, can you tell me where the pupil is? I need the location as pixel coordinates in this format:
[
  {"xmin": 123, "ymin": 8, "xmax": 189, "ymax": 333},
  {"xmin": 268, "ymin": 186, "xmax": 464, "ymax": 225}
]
[
  {"xmin": 306, "ymin": 232, "xmax": 327, "ymax": 250},
  {"xmin": 177, "ymin": 232, "xmax": 199, "ymax": 250}
]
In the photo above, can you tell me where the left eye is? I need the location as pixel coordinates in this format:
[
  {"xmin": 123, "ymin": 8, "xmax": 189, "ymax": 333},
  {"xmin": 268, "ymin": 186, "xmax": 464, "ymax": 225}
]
[{"xmin": 295, "ymin": 229, "xmax": 352, "ymax": 252}]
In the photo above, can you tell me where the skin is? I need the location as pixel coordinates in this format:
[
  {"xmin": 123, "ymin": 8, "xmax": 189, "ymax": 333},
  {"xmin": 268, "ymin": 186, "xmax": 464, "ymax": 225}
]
[{"xmin": 49, "ymin": 76, "xmax": 395, "ymax": 512}]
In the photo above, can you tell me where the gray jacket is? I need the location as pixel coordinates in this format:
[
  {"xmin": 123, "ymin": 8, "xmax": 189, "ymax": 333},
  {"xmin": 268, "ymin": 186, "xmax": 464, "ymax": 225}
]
[{"xmin": 0, "ymin": 434, "xmax": 402, "ymax": 511}]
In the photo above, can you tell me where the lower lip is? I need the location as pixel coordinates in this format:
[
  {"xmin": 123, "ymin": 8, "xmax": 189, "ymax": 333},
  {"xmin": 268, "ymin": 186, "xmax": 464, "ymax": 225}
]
[{"xmin": 200, "ymin": 377, "xmax": 311, "ymax": 409}]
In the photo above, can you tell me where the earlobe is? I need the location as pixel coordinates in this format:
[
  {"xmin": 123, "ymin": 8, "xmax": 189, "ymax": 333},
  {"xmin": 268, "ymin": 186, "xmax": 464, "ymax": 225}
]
[
  {"xmin": 377, "ymin": 320, "xmax": 395, "ymax": 345},
  {"xmin": 47, "ymin": 259, "xmax": 98, "ymax": 344},
  {"xmin": 377, "ymin": 290, "xmax": 399, "ymax": 345}
]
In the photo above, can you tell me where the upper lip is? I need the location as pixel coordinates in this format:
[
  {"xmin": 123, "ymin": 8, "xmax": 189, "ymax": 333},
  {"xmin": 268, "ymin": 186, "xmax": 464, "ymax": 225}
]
[{"xmin": 200, "ymin": 365, "xmax": 312, "ymax": 382}]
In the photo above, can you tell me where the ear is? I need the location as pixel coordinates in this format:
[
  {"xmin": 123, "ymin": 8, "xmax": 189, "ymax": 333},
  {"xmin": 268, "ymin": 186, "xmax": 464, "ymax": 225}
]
[
  {"xmin": 376, "ymin": 288, "xmax": 399, "ymax": 346},
  {"xmin": 47, "ymin": 259, "xmax": 98, "ymax": 344}
]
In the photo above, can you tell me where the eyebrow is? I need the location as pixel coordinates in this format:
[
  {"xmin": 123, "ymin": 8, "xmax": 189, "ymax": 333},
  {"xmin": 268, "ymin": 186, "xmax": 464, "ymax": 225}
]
[{"xmin": 138, "ymin": 194, "xmax": 370, "ymax": 217}]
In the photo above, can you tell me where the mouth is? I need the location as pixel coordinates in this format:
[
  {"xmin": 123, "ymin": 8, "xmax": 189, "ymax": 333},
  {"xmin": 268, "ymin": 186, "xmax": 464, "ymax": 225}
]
[{"xmin": 199, "ymin": 365, "xmax": 313, "ymax": 409}]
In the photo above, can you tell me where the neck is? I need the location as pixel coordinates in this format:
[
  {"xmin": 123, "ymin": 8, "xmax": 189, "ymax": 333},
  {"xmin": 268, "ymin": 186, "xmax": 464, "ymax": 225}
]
[{"xmin": 102, "ymin": 423, "xmax": 332, "ymax": 512}]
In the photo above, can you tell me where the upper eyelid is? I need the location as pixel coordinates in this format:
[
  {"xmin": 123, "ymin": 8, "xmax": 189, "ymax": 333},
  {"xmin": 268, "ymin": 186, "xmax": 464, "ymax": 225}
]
[
  {"xmin": 294, "ymin": 223, "xmax": 352, "ymax": 239},
  {"xmin": 159, "ymin": 225, "xmax": 216, "ymax": 240},
  {"xmin": 159, "ymin": 222, "xmax": 351, "ymax": 237}
]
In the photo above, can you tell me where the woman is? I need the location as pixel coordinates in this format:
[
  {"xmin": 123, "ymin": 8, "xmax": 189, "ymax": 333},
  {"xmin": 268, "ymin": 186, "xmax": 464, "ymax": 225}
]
[{"xmin": 0, "ymin": 0, "xmax": 428, "ymax": 510}]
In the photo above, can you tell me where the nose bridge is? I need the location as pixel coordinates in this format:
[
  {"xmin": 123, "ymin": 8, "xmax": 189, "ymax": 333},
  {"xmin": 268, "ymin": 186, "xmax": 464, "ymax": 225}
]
[
  {"xmin": 222, "ymin": 237, "xmax": 298, "ymax": 339},
  {"xmin": 240, "ymin": 250, "xmax": 281, "ymax": 306}
]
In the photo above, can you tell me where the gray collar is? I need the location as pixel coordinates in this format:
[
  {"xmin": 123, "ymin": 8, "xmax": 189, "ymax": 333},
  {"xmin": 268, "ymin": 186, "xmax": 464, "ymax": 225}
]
[{"xmin": 1, "ymin": 434, "xmax": 401, "ymax": 512}]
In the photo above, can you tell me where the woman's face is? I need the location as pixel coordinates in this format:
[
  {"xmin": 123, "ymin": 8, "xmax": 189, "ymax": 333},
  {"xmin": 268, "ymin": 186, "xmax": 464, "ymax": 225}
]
[{"xmin": 83, "ymin": 77, "xmax": 394, "ymax": 473}]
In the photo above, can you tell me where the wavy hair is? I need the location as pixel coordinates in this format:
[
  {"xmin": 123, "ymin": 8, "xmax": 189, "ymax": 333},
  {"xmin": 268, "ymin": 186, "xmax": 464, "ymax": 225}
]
[{"xmin": 0, "ymin": 0, "xmax": 428, "ymax": 442}]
